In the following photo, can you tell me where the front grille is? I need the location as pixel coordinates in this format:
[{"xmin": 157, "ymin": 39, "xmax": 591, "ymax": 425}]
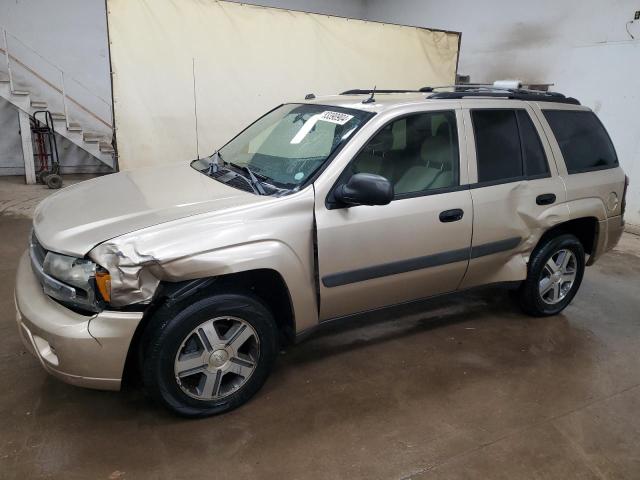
[{"xmin": 31, "ymin": 232, "xmax": 46, "ymax": 266}]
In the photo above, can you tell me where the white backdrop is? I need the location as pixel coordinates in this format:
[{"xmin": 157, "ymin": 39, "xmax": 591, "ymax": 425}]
[
  {"xmin": 365, "ymin": 0, "xmax": 640, "ymax": 231},
  {"xmin": 106, "ymin": 0, "xmax": 460, "ymax": 170}
]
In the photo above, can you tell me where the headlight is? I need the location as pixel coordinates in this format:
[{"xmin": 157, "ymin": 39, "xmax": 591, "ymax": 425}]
[
  {"xmin": 40, "ymin": 252, "xmax": 111, "ymax": 311},
  {"xmin": 43, "ymin": 252, "xmax": 96, "ymax": 290},
  {"xmin": 30, "ymin": 233, "xmax": 112, "ymax": 313}
]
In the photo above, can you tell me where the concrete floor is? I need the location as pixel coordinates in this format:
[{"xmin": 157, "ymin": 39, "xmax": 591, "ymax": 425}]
[
  {"xmin": 0, "ymin": 175, "xmax": 103, "ymax": 217},
  {"xmin": 1, "ymin": 185, "xmax": 640, "ymax": 479}
]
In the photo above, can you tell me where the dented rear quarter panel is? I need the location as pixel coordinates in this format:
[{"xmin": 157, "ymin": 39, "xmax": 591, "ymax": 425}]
[{"xmin": 532, "ymin": 101, "xmax": 627, "ymax": 261}]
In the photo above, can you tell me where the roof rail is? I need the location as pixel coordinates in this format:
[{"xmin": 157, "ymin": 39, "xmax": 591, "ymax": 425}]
[
  {"xmin": 340, "ymin": 89, "xmax": 420, "ymax": 95},
  {"xmin": 426, "ymin": 85, "xmax": 580, "ymax": 105},
  {"xmin": 338, "ymin": 85, "xmax": 580, "ymax": 105}
]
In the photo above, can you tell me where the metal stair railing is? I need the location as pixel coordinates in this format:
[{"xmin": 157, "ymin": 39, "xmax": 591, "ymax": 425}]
[{"xmin": 1, "ymin": 25, "xmax": 113, "ymax": 131}]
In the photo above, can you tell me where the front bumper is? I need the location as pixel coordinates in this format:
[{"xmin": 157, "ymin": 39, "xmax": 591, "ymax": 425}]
[{"xmin": 15, "ymin": 251, "xmax": 144, "ymax": 390}]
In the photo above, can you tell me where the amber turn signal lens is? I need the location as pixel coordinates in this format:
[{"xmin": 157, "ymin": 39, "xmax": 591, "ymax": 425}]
[{"xmin": 95, "ymin": 271, "xmax": 111, "ymax": 302}]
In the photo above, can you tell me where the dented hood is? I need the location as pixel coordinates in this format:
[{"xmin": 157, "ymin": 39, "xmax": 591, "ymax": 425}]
[{"xmin": 33, "ymin": 163, "xmax": 266, "ymax": 256}]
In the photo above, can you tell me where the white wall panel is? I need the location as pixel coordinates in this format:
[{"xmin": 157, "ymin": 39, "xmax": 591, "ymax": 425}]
[
  {"xmin": 365, "ymin": 0, "xmax": 640, "ymax": 229},
  {"xmin": 107, "ymin": 0, "xmax": 459, "ymax": 169}
]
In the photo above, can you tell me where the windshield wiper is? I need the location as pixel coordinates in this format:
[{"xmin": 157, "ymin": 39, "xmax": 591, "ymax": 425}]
[
  {"xmin": 207, "ymin": 150, "xmax": 226, "ymax": 175},
  {"xmin": 230, "ymin": 162, "xmax": 266, "ymax": 195}
]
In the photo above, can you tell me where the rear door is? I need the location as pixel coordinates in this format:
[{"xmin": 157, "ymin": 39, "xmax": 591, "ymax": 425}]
[{"xmin": 460, "ymin": 101, "xmax": 568, "ymax": 289}]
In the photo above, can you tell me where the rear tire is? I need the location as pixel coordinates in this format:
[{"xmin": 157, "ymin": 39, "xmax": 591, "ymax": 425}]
[
  {"xmin": 141, "ymin": 292, "xmax": 278, "ymax": 417},
  {"xmin": 517, "ymin": 234, "xmax": 585, "ymax": 316}
]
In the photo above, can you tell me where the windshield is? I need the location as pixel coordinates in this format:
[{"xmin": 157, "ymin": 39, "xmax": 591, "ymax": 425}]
[{"xmin": 192, "ymin": 103, "xmax": 372, "ymax": 194}]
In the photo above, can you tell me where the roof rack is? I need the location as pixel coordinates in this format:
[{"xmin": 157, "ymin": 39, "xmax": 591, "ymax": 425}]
[
  {"xmin": 340, "ymin": 89, "xmax": 421, "ymax": 95},
  {"xmin": 426, "ymin": 85, "xmax": 580, "ymax": 105},
  {"xmin": 339, "ymin": 84, "xmax": 580, "ymax": 105}
]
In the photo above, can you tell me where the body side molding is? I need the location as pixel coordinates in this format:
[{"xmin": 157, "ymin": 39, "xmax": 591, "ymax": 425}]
[{"xmin": 322, "ymin": 237, "xmax": 522, "ymax": 288}]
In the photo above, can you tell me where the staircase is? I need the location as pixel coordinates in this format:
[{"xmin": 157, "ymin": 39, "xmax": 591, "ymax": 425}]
[{"xmin": 1, "ymin": 27, "xmax": 115, "ymax": 181}]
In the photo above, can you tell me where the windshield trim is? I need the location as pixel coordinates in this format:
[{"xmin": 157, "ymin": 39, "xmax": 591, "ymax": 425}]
[{"xmin": 192, "ymin": 103, "xmax": 376, "ymax": 195}]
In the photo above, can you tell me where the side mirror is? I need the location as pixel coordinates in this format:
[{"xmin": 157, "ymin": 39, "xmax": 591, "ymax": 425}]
[{"xmin": 334, "ymin": 173, "xmax": 394, "ymax": 207}]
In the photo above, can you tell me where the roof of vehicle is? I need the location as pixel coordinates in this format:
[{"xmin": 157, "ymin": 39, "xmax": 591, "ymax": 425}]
[
  {"xmin": 303, "ymin": 92, "xmax": 434, "ymax": 113},
  {"xmin": 301, "ymin": 85, "xmax": 582, "ymax": 113}
]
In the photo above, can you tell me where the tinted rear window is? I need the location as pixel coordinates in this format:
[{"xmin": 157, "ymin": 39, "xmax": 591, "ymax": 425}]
[
  {"xmin": 543, "ymin": 110, "xmax": 618, "ymax": 174},
  {"xmin": 472, "ymin": 110, "xmax": 522, "ymax": 182},
  {"xmin": 517, "ymin": 110, "xmax": 549, "ymax": 177}
]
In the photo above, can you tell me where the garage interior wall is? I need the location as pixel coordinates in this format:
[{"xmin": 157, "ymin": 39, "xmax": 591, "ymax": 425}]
[
  {"xmin": 0, "ymin": 0, "xmax": 113, "ymax": 174},
  {"xmin": 0, "ymin": 0, "xmax": 368, "ymax": 175},
  {"xmin": 364, "ymin": 0, "xmax": 640, "ymax": 229},
  {"xmin": 1, "ymin": 0, "xmax": 638, "ymax": 231},
  {"xmin": 107, "ymin": 0, "xmax": 459, "ymax": 170}
]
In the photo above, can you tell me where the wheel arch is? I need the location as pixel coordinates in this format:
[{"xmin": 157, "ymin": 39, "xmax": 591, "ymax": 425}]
[
  {"xmin": 535, "ymin": 216, "xmax": 599, "ymax": 261},
  {"xmin": 122, "ymin": 268, "xmax": 298, "ymax": 385}
]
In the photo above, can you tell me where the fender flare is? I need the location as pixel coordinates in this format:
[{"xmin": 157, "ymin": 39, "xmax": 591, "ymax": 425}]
[{"xmin": 152, "ymin": 240, "xmax": 318, "ymax": 332}]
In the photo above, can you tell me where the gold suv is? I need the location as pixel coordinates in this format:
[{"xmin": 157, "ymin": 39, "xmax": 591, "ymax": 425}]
[{"xmin": 15, "ymin": 86, "xmax": 628, "ymax": 416}]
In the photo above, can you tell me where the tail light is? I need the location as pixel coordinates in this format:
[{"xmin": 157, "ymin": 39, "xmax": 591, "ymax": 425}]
[{"xmin": 621, "ymin": 175, "xmax": 629, "ymax": 217}]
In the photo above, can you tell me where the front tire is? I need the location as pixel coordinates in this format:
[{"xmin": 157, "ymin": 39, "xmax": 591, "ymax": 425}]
[
  {"xmin": 517, "ymin": 234, "xmax": 585, "ymax": 316},
  {"xmin": 142, "ymin": 292, "xmax": 278, "ymax": 417}
]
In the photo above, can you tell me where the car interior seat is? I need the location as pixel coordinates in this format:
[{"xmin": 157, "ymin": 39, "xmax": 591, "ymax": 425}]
[
  {"xmin": 352, "ymin": 124, "xmax": 395, "ymax": 180},
  {"xmin": 395, "ymin": 122, "xmax": 456, "ymax": 194}
]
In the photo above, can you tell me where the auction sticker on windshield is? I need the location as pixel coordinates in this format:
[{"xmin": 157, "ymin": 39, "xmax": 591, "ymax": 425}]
[
  {"xmin": 290, "ymin": 111, "xmax": 354, "ymax": 144},
  {"xmin": 319, "ymin": 111, "xmax": 354, "ymax": 125}
]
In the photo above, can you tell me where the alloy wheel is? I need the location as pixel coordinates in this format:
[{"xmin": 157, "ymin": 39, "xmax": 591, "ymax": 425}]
[
  {"xmin": 174, "ymin": 316, "xmax": 260, "ymax": 400},
  {"xmin": 538, "ymin": 249, "xmax": 577, "ymax": 305}
]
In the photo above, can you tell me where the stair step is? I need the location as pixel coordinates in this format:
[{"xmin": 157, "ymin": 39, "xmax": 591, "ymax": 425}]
[
  {"xmin": 83, "ymin": 132, "xmax": 105, "ymax": 143},
  {"xmin": 1, "ymin": 80, "xmax": 115, "ymax": 170},
  {"xmin": 99, "ymin": 141, "xmax": 115, "ymax": 153}
]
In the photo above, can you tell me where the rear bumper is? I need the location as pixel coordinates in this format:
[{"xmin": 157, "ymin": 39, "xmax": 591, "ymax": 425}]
[
  {"xmin": 591, "ymin": 215, "xmax": 624, "ymax": 264},
  {"xmin": 15, "ymin": 251, "xmax": 144, "ymax": 390}
]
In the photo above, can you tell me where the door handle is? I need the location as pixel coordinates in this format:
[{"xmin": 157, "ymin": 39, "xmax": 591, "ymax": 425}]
[
  {"xmin": 439, "ymin": 208, "xmax": 464, "ymax": 223},
  {"xmin": 536, "ymin": 193, "xmax": 556, "ymax": 205}
]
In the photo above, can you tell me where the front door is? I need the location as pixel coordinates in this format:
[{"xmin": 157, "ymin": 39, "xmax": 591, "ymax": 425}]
[{"xmin": 315, "ymin": 109, "xmax": 473, "ymax": 320}]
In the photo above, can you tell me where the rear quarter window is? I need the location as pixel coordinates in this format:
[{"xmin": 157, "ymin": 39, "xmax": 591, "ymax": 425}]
[{"xmin": 543, "ymin": 110, "xmax": 618, "ymax": 174}]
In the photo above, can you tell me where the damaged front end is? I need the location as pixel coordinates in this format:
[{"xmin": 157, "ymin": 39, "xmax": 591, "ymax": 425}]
[
  {"xmin": 28, "ymin": 231, "xmax": 159, "ymax": 313},
  {"xmin": 89, "ymin": 240, "xmax": 161, "ymax": 308}
]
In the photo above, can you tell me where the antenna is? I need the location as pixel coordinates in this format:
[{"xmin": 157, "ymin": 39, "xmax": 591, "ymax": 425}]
[
  {"xmin": 362, "ymin": 85, "xmax": 377, "ymax": 104},
  {"xmin": 192, "ymin": 57, "xmax": 200, "ymax": 159}
]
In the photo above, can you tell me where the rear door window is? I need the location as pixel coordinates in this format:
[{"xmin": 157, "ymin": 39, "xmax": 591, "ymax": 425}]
[
  {"xmin": 543, "ymin": 110, "xmax": 618, "ymax": 174},
  {"xmin": 472, "ymin": 109, "xmax": 550, "ymax": 184},
  {"xmin": 472, "ymin": 110, "xmax": 523, "ymax": 183},
  {"xmin": 517, "ymin": 110, "xmax": 549, "ymax": 177}
]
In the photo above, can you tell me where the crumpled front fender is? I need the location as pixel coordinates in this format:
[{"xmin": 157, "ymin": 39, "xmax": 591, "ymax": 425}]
[
  {"xmin": 88, "ymin": 187, "xmax": 318, "ymax": 331},
  {"xmin": 90, "ymin": 241, "xmax": 160, "ymax": 307}
]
